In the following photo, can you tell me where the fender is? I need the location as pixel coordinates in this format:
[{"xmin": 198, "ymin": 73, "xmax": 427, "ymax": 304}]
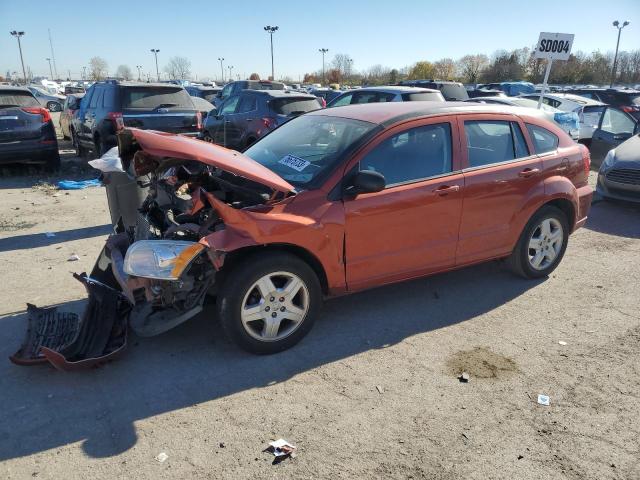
[{"xmin": 544, "ymin": 175, "xmax": 579, "ymax": 224}]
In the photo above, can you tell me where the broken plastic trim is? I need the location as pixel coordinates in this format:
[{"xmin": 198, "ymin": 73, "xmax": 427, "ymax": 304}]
[{"xmin": 10, "ymin": 273, "xmax": 131, "ymax": 371}]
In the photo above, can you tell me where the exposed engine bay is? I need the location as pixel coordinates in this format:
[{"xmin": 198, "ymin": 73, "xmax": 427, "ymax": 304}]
[{"xmin": 11, "ymin": 129, "xmax": 290, "ymax": 370}]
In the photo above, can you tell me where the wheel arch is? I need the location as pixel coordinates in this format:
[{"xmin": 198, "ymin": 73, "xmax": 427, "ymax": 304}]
[{"xmin": 221, "ymin": 243, "xmax": 330, "ymax": 295}]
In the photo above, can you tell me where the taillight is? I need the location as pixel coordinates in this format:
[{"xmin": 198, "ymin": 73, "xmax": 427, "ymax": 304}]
[
  {"xmin": 579, "ymin": 143, "xmax": 591, "ymax": 175},
  {"xmin": 320, "ymin": 97, "xmax": 327, "ymax": 108},
  {"xmin": 21, "ymin": 107, "xmax": 51, "ymax": 123},
  {"xmin": 196, "ymin": 111, "xmax": 202, "ymax": 130},
  {"xmin": 107, "ymin": 112, "xmax": 124, "ymax": 131},
  {"xmin": 622, "ymin": 105, "xmax": 640, "ymax": 113}
]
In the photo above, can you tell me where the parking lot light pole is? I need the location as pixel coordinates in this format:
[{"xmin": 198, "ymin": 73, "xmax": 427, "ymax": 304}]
[
  {"xmin": 218, "ymin": 57, "xmax": 224, "ymax": 83},
  {"xmin": 82, "ymin": 66, "xmax": 86, "ymax": 80},
  {"xmin": 228, "ymin": 65, "xmax": 234, "ymax": 80},
  {"xmin": 150, "ymin": 49, "xmax": 160, "ymax": 82},
  {"xmin": 264, "ymin": 26, "xmax": 278, "ymax": 80},
  {"xmin": 10, "ymin": 31, "xmax": 27, "ymax": 85},
  {"xmin": 319, "ymin": 48, "xmax": 328, "ymax": 85},
  {"xmin": 136, "ymin": 65, "xmax": 142, "ymax": 81},
  {"xmin": 46, "ymin": 58, "xmax": 53, "ymax": 79},
  {"xmin": 610, "ymin": 20, "xmax": 630, "ymax": 87}
]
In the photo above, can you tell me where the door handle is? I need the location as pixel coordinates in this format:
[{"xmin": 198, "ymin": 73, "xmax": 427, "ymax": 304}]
[
  {"xmin": 433, "ymin": 185, "xmax": 460, "ymax": 196},
  {"xmin": 246, "ymin": 118, "xmax": 254, "ymax": 122},
  {"xmin": 518, "ymin": 168, "xmax": 540, "ymax": 178}
]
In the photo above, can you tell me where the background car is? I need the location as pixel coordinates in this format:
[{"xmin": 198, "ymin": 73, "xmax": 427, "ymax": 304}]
[
  {"xmin": 59, "ymin": 93, "xmax": 84, "ymax": 140},
  {"xmin": 0, "ymin": 86, "xmax": 60, "ymax": 170},
  {"xmin": 201, "ymin": 90, "xmax": 321, "ymax": 150},
  {"xmin": 597, "ymin": 133, "xmax": 640, "ymax": 203},
  {"xmin": 214, "ymin": 80, "xmax": 285, "ymax": 108},
  {"xmin": 466, "ymin": 96, "xmax": 579, "ymax": 140},
  {"xmin": 309, "ymin": 88, "xmax": 343, "ymax": 107},
  {"xmin": 185, "ymin": 85, "xmax": 221, "ymax": 104},
  {"xmin": 566, "ymin": 87, "xmax": 640, "ymax": 120},
  {"xmin": 326, "ymin": 86, "xmax": 444, "ymax": 107},
  {"xmin": 73, "ymin": 80, "xmax": 200, "ymax": 157},
  {"xmin": 26, "ymin": 86, "xmax": 66, "ymax": 112},
  {"xmin": 579, "ymin": 104, "xmax": 638, "ymax": 167},
  {"xmin": 398, "ymin": 80, "xmax": 469, "ymax": 101}
]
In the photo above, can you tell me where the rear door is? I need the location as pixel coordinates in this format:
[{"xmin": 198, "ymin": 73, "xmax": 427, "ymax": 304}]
[
  {"xmin": 82, "ymin": 85, "xmax": 104, "ymax": 143},
  {"xmin": 119, "ymin": 86, "xmax": 199, "ymax": 134},
  {"xmin": 211, "ymin": 95, "xmax": 240, "ymax": 146},
  {"xmin": 457, "ymin": 115, "xmax": 542, "ymax": 264},
  {"xmin": 590, "ymin": 107, "xmax": 638, "ymax": 166},
  {"xmin": 227, "ymin": 93, "xmax": 258, "ymax": 149},
  {"xmin": 0, "ymin": 89, "xmax": 43, "ymax": 142}
]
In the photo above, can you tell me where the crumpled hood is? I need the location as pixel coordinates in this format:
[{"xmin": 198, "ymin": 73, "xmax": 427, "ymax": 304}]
[{"xmin": 124, "ymin": 128, "xmax": 296, "ymax": 194}]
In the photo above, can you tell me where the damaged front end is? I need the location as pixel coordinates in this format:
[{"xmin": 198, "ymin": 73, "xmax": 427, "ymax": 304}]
[{"xmin": 12, "ymin": 128, "xmax": 295, "ymax": 369}]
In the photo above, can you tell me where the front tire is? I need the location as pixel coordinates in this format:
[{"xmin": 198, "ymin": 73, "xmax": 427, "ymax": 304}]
[
  {"xmin": 508, "ymin": 206, "xmax": 569, "ymax": 279},
  {"xmin": 44, "ymin": 150, "xmax": 61, "ymax": 172},
  {"xmin": 217, "ymin": 252, "xmax": 322, "ymax": 354}
]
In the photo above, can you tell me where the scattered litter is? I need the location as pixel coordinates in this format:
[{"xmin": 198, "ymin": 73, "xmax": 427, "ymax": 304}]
[
  {"xmin": 585, "ymin": 330, "xmax": 597, "ymax": 334},
  {"xmin": 458, "ymin": 372, "xmax": 470, "ymax": 383},
  {"xmin": 264, "ymin": 439, "xmax": 296, "ymax": 459},
  {"xmin": 57, "ymin": 179, "xmax": 102, "ymax": 190},
  {"xmin": 68, "ymin": 254, "xmax": 80, "ymax": 262},
  {"xmin": 88, "ymin": 147, "xmax": 125, "ymax": 173},
  {"xmin": 32, "ymin": 181, "xmax": 57, "ymax": 194},
  {"xmin": 45, "ymin": 232, "xmax": 56, "ymax": 238},
  {"xmin": 596, "ymin": 285, "xmax": 603, "ymax": 289},
  {"xmin": 518, "ymin": 454, "xmax": 524, "ymax": 460},
  {"xmin": 155, "ymin": 452, "xmax": 168, "ymax": 463},
  {"xmin": 219, "ymin": 442, "xmax": 225, "ymax": 448},
  {"xmin": 375, "ymin": 385, "xmax": 384, "ymax": 394},
  {"xmin": 558, "ymin": 340, "xmax": 567, "ymax": 346},
  {"xmin": 82, "ymin": 196, "xmax": 87, "ymax": 200},
  {"xmin": 537, "ymin": 394, "xmax": 550, "ymax": 406},
  {"xmin": 52, "ymin": 193, "xmax": 61, "ymax": 197}
]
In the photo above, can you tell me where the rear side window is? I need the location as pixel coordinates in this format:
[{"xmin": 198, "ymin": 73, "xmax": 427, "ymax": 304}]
[
  {"xmin": 270, "ymin": 97, "xmax": 320, "ymax": 115},
  {"xmin": 353, "ymin": 92, "xmax": 395, "ymax": 104},
  {"xmin": 464, "ymin": 120, "xmax": 519, "ymax": 167},
  {"xmin": 120, "ymin": 87, "xmax": 194, "ymax": 109},
  {"xmin": 102, "ymin": 87, "xmax": 115, "ymax": 108},
  {"xmin": 329, "ymin": 93, "xmax": 353, "ymax": 107},
  {"xmin": 401, "ymin": 92, "xmax": 444, "ymax": 102},
  {"xmin": 512, "ymin": 122, "xmax": 530, "ymax": 157},
  {"xmin": 0, "ymin": 90, "xmax": 39, "ymax": 107},
  {"xmin": 526, "ymin": 124, "xmax": 559, "ymax": 154},
  {"xmin": 360, "ymin": 123, "xmax": 452, "ymax": 186},
  {"xmin": 236, "ymin": 95, "xmax": 257, "ymax": 113}
]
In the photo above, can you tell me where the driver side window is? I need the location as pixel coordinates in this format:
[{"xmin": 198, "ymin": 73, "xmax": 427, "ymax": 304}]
[
  {"xmin": 330, "ymin": 93, "xmax": 353, "ymax": 107},
  {"xmin": 601, "ymin": 108, "xmax": 635, "ymax": 134},
  {"xmin": 360, "ymin": 123, "xmax": 453, "ymax": 187},
  {"xmin": 220, "ymin": 96, "xmax": 240, "ymax": 115}
]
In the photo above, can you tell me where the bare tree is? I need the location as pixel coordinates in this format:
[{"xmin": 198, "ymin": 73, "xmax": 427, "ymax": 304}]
[
  {"xmin": 331, "ymin": 53, "xmax": 354, "ymax": 78},
  {"xmin": 115, "ymin": 65, "xmax": 133, "ymax": 80},
  {"xmin": 249, "ymin": 73, "xmax": 260, "ymax": 80},
  {"xmin": 89, "ymin": 56, "xmax": 108, "ymax": 81},
  {"xmin": 164, "ymin": 56, "xmax": 191, "ymax": 80},
  {"xmin": 433, "ymin": 58, "xmax": 456, "ymax": 80},
  {"xmin": 457, "ymin": 54, "xmax": 489, "ymax": 83}
]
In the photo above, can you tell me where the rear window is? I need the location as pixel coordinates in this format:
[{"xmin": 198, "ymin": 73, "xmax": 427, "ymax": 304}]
[
  {"xmin": 0, "ymin": 90, "xmax": 39, "ymax": 107},
  {"xmin": 270, "ymin": 97, "xmax": 320, "ymax": 115},
  {"xmin": 248, "ymin": 81, "xmax": 285, "ymax": 91},
  {"xmin": 435, "ymin": 84, "xmax": 469, "ymax": 101},
  {"xmin": 120, "ymin": 86, "xmax": 194, "ymax": 109},
  {"xmin": 526, "ymin": 124, "xmax": 559, "ymax": 154},
  {"xmin": 622, "ymin": 93, "xmax": 640, "ymax": 105},
  {"xmin": 401, "ymin": 92, "xmax": 444, "ymax": 102}
]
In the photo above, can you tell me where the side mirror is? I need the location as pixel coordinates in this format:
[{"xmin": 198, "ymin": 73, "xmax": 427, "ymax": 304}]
[{"xmin": 345, "ymin": 170, "xmax": 385, "ymax": 196}]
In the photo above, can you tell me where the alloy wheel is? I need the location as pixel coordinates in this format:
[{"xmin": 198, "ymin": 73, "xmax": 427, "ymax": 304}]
[
  {"xmin": 240, "ymin": 271, "xmax": 309, "ymax": 342},
  {"xmin": 527, "ymin": 218, "xmax": 564, "ymax": 270}
]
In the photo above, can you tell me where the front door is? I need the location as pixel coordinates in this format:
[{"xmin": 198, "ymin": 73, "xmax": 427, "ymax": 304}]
[
  {"xmin": 590, "ymin": 106, "xmax": 638, "ymax": 167},
  {"xmin": 211, "ymin": 95, "xmax": 240, "ymax": 147},
  {"xmin": 456, "ymin": 115, "xmax": 543, "ymax": 264},
  {"xmin": 344, "ymin": 119, "xmax": 464, "ymax": 291}
]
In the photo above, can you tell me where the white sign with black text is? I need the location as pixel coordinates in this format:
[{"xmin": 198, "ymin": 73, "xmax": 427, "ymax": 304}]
[{"xmin": 534, "ymin": 32, "xmax": 574, "ymax": 61}]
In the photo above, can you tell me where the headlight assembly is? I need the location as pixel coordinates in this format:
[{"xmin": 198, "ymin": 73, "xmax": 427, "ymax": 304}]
[
  {"xmin": 124, "ymin": 240, "xmax": 205, "ymax": 280},
  {"xmin": 602, "ymin": 149, "xmax": 616, "ymax": 170}
]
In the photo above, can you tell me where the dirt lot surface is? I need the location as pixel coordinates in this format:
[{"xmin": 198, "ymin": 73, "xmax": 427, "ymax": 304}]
[{"xmin": 1, "ymin": 115, "xmax": 639, "ymax": 479}]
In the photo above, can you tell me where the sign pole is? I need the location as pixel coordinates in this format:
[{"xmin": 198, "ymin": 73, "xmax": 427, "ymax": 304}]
[{"xmin": 537, "ymin": 58, "xmax": 553, "ymax": 110}]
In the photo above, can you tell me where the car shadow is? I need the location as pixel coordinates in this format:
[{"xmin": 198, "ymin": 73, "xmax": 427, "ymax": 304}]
[
  {"xmin": 584, "ymin": 199, "xmax": 640, "ymax": 239},
  {"xmin": 0, "ymin": 225, "xmax": 112, "ymax": 253},
  {"xmin": 0, "ymin": 260, "xmax": 543, "ymax": 461}
]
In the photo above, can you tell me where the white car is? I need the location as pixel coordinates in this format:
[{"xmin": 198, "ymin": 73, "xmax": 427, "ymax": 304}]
[
  {"xmin": 520, "ymin": 93, "xmax": 606, "ymax": 140},
  {"xmin": 466, "ymin": 96, "xmax": 580, "ymax": 140}
]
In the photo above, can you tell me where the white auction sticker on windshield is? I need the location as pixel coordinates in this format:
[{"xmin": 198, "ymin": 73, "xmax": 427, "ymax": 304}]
[{"xmin": 279, "ymin": 154, "xmax": 310, "ymax": 172}]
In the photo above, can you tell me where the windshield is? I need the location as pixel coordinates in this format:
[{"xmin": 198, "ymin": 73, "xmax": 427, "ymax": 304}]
[
  {"xmin": 244, "ymin": 115, "xmax": 376, "ymax": 187},
  {"xmin": 0, "ymin": 90, "xmax": 39, "ymax": 107},
  {"xmin": 120, "ymin": 86, "xmax": 194, "ymax": 109}
]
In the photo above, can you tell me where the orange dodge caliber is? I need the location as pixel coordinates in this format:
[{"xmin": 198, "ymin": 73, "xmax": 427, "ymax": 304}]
[{"xmin": 18, "ymin": 102, "xmax": 594, "ymax": 364}]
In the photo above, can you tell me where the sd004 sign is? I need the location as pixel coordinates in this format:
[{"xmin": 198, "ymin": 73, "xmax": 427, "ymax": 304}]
[{"xmin": 534, "ymin": 32, "xmax": 574, "ymax": 61}]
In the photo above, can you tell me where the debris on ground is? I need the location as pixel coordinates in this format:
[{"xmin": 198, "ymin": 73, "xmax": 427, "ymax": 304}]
[
  {"xmin": 31, "ymin": 181, "xmax": 58, "ymax": 195},
  {"xmin": 537, "ymin": 394, "xmax": 550, "ymax": 406},
  {"xmin": 155, "ymin": 452, "xmax": 168, "ymax": 463},
  {"xmin": 45, "ymin": 232, "xmax": 56, "ymax": 238},
  {"xmin": 376, "ymin": 385, "xmax": 384, "ymax": 394},
  {"xmin": 264, "ymin": 439, "xmax": 297, "ymax": 460},
  {"xmin": 558, "ymin": 340, "xmax": 567, "ymax": 346},
  {"xmin": 458, "ymin": 372, "xmax": 470, "ymax": 383},
  {"xmin": 219, "ymin": 442, "xmax": 225, "ymax": 448},
  {"xmin": 67, "ymin": 254, "xmax": 80, "ymax": 262},
  {"xmin": 57, "ymin": 179, "xmax": 102, "ymax": 190}
]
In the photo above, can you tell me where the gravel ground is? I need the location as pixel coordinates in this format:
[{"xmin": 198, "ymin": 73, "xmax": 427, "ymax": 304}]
[{"xmin": 1, "ymin": 115, "xmax": 639, "ymax": 479}]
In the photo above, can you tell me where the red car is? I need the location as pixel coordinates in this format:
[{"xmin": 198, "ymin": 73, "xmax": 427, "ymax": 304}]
[{"xmin": 14, "ymin": 102, "xmax": 592, "ymax": 367}]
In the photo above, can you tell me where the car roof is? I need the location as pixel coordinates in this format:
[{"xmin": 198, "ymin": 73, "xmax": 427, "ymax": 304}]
[
  {"xmin": 0, "ymin": 86, "xmax": 33, "ymax": 93},
  {"xmin": 306, "ymin": 101, "xmax": 548, "ymax": 126},
  {"xmin": 347, "ymin": 86, "xmax": 440, "ymax": 94},
  {"xmin": 97, "ymin": 81, "xmax": 185, "ymax": 88},
  {"xmin": 524, "ymin": 92, "xmax": 604, "ymax": 104},
  {"xmin": 243, "ymin": 89, "xmax": 316, "ymax": 98}
]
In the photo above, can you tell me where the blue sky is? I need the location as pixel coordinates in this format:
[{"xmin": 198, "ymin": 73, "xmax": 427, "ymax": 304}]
[{"xmin": 1, "ymin": 0, "xmax": 639, "ymax": 81}]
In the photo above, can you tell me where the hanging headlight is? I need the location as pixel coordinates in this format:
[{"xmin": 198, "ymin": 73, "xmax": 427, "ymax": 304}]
[{"xmin": 124, "ymin": 241, "xmax": 205, "ymax": 280}]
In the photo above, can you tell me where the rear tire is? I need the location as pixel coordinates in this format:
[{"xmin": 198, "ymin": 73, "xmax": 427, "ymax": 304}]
[
  {"xmin": 508, "ymin": 206, "xmax": 569, "ymax": 279},
  {"xmin": 217, "ymin": 252, "xmax": 322, "ymax": 354}
]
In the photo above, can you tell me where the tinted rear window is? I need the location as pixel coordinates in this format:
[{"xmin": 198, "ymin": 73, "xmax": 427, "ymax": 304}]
[
  {"xmin": 526, "ymin": 124, "xmax": 559, "ymax": 154},
  {"xmin": 120, "ymin": 87, "xmax": 194, "ymax": 109},
  {"xmin": 248, "ymin": 81, "xmax": 285, "ymax": 91},
  {"xmin": 401, "ymin": 92, "xmax": 444, "ymax": 102},
  {"xmin": 439, "ymin": 84, "xmax": 469, "ymax": 101},
  {"xmin": 270, "ymin": 97, "xmax": 320, "ymax": 115},
  {"xmin": 0, "ymin": 90, "xmax": 39, "ymax": 107}
]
